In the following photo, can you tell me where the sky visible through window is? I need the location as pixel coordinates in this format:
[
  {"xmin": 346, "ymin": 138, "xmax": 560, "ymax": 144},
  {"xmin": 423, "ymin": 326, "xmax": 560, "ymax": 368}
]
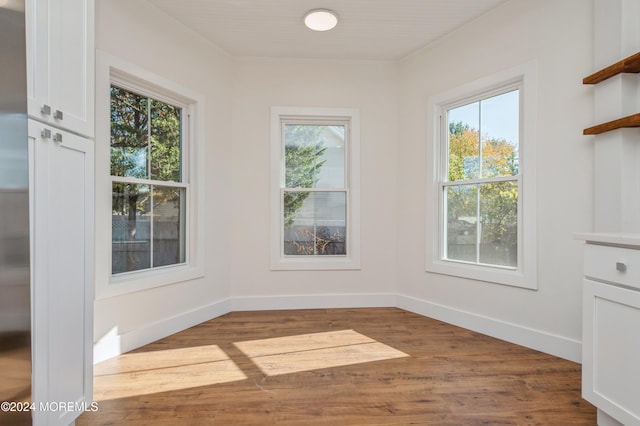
[{"xmin": 448, "ymin": 89, "xmax": 519, "ymax": 147}]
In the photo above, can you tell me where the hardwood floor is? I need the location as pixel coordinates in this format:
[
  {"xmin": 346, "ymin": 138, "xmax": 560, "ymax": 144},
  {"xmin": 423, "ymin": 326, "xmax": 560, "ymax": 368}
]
[
  {"xmin": 77, "ymin": 308, "xmax": 596, "ymax": 425},
  {"xmin": 0, "ymin": 332, "xmax": 31, "ymax": 426}
]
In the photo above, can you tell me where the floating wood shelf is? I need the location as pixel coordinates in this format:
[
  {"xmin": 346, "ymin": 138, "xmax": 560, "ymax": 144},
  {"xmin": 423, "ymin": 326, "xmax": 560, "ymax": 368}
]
[
  {"xmin": 583, "ymin": 52, "xmax": 640, "ymax": 135},
  {"xmin": 583, "ymin": 51, "xmax": 640, "ymax": 84},
  {"xmin": 583, "ymin": 113, "xmax": 640, "ymax": 135}
]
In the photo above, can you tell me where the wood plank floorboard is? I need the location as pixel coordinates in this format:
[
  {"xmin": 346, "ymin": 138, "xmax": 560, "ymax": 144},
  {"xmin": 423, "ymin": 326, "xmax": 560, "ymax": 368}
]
[{"xmin": 77, "ymin": 308, "xmax": 596, "ymax": 425}]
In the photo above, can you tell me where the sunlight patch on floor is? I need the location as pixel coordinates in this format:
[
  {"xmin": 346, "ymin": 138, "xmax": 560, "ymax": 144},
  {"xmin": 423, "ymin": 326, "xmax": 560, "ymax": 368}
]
[
  {"xmin": 93, "ymin": 344, "xmax": 247, "ymax": 401},
  {"xmin": 234, "ymin": 329, "xmax": 408, "ymax": 376}
]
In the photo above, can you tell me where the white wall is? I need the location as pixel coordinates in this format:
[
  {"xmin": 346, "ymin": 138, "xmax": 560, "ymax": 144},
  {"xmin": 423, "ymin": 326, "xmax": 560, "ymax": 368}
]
[
  {"xmin": 592, "ymin": 0, "xmax": 640, "ymax": 233},
  {"xmin": 92, "ymin": 0, "xmax": 597, "ymax": 363},
  {"xmin": 230, "ymin": 59, "xmax": 399, "ymax": 306},
  {"xmin": 397, "ymin": 0, "xmax": 594, "ymax": 360},
  {"xmin": 93, "ymin": 0, "xmax": 234, "ymax": 357}
]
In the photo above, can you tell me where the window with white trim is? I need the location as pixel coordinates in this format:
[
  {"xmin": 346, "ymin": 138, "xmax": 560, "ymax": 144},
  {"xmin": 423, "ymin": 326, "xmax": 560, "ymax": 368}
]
[
  {"xmin": 270, "ymin": 107, "xmax": 360, "ymax": 270},
  {"xmin": 426, "ymin": 63, "xmax": 537, "ymax": 289},
  {"xmin": 94, "ymin": 52, "xmax": 204, "ymax": 298},
  {"xmin": 109, "ymin": 84, "xmax": 187, "ymax": 274}
]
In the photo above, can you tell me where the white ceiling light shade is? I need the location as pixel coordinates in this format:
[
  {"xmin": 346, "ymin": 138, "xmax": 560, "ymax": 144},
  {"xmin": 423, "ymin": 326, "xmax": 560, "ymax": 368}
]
[{"xmin": 304, "ymin": 9, "xmax": 338, "ymax": 31}]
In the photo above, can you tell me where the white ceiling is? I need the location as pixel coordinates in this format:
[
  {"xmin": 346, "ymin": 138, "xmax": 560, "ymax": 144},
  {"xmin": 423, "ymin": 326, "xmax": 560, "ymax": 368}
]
[{"xmin": 146, "ymin": 0, "xmax": 510, "ymax": 61}]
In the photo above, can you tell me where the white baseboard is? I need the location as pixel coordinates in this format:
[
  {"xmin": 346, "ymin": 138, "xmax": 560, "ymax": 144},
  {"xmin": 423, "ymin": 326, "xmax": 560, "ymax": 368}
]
[
  {"xmin": 230, "ymin": 293, "xmax": 397, "ymax": 312},
  {"xmin": 93, "ymin": 293, "xmax": 395, "ymax": 363},
  {"xmin": 597, "ymin": 409, "xmax": 624, "ymax": 426},
  {"xmin": 94, "ymin": 293, "xmax": 582, "ymax": 365},
  {"xmin": 396, "ymin": 294, "xmax": 582, "ymax": 363},
  {"xmin": 93, "ymin": 298, "xmax": 232, "ymax": 364}
]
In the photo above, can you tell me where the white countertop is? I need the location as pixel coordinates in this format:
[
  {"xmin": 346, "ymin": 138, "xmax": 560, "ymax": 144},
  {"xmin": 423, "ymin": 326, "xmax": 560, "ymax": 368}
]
[{"xmin": 575, "ymin": 232, "xmax": 640, "ymax": 247}]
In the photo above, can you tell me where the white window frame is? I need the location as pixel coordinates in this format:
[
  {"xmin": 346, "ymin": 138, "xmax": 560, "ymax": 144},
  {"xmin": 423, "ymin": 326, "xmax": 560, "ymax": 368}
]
[
  {"xmin": 426, "ymin": 62, "xmax": 538, "ymax": 289},
  {"xmin": 95, "ymin": 51, "xmax": 205, "ymax": 299},
  {"xmin": 270, "ymin": 106, "xmax": 361, "ymax": 270}
]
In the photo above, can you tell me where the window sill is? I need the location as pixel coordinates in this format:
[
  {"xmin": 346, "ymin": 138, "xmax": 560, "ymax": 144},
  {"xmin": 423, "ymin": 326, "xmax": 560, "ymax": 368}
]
[
  {"xmin": 426, "ymin": 259, "xmax": 537, "ymax": 290},
  {"xmin": 96, "ymin": 264, "xmax": 204, "ymax": 299}
]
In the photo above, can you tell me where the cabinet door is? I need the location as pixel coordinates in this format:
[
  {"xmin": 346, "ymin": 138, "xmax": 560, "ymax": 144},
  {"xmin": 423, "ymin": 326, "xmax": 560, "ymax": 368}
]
[
  {"xmin": 26, "ymin": 0, "xmax": 94, "ymax": 138},
  {"xmin": 29, "ymin": 120, "xmax": 94, "ymax": 425},
  {"xmin": 582, "ymin": 279, "xmax": 640, "ymax": 426}
]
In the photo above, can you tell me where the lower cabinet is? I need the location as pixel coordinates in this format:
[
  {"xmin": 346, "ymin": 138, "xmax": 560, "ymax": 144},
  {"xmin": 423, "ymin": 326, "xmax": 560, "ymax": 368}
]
[
  {"xmin": 582, "ymin": 242, "xmax": 640, "ymax": 426},
  {"xmin": 28, "ymin": 120, "xmax": 94, "ymax": 425}
]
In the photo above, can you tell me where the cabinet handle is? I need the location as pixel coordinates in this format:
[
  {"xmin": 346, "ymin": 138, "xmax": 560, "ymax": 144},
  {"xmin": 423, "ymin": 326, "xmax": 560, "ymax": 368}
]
[
  {"xmin": 54, "ymin": 110, "xmax": 64, "ymax": 120},
  {"xmin": 41, "ymin": 104, "xmax": 51, "ymax": 116},
  {"xmin": 616, "ymin": 262, "xmax": 627, "ymax": 272},
  {"xmin": 52, "ymin": 133, "xmax": 63, "ymax": 143},
  {"xmin": 41, "ymin": 128, "xmax": 51, "ymax": 139}
]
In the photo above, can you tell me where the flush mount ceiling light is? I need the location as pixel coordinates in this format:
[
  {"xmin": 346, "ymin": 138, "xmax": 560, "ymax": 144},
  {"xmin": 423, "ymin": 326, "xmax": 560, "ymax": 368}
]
[{"xmin": 304, "ymin": 9, "xmax": 338, "ymax": 31}]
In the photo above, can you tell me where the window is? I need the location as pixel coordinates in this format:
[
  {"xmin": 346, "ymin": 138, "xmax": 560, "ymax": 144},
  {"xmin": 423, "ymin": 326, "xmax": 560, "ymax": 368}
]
[
  {"xmin": 426, "ymin": 63, "xmax": 537, "ymax": 289},
  {"xmin": 94, "ymin": 52, "xmax": 204, "ymax": 298},
  {"xmin": 271, "ymin": 107, "xmax": 360, "ymax": 270},
  {"xmin": 110, "ymin": 85, "xmax": 186, "ymax": 274},
  {"xmin": 444, "ymin": 88, "xmax": 519, "ymax": 268}
]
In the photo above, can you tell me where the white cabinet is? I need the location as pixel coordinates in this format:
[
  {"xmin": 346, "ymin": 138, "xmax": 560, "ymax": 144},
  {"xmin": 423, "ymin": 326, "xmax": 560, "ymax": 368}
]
[
  {"xmin": 581, "ymin": 239, "xmax": 640, "ymax": 426},
  {"xmin": 28, "ymin": 120, "xmax": 94, "ymax": 426},
  {"xmin": 26, "ymin": 0, "xmax": 94, "ymax": 138},
  {"xmin": 25, "ymin": 0, "xmax": 95, "ymax": 424}
]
